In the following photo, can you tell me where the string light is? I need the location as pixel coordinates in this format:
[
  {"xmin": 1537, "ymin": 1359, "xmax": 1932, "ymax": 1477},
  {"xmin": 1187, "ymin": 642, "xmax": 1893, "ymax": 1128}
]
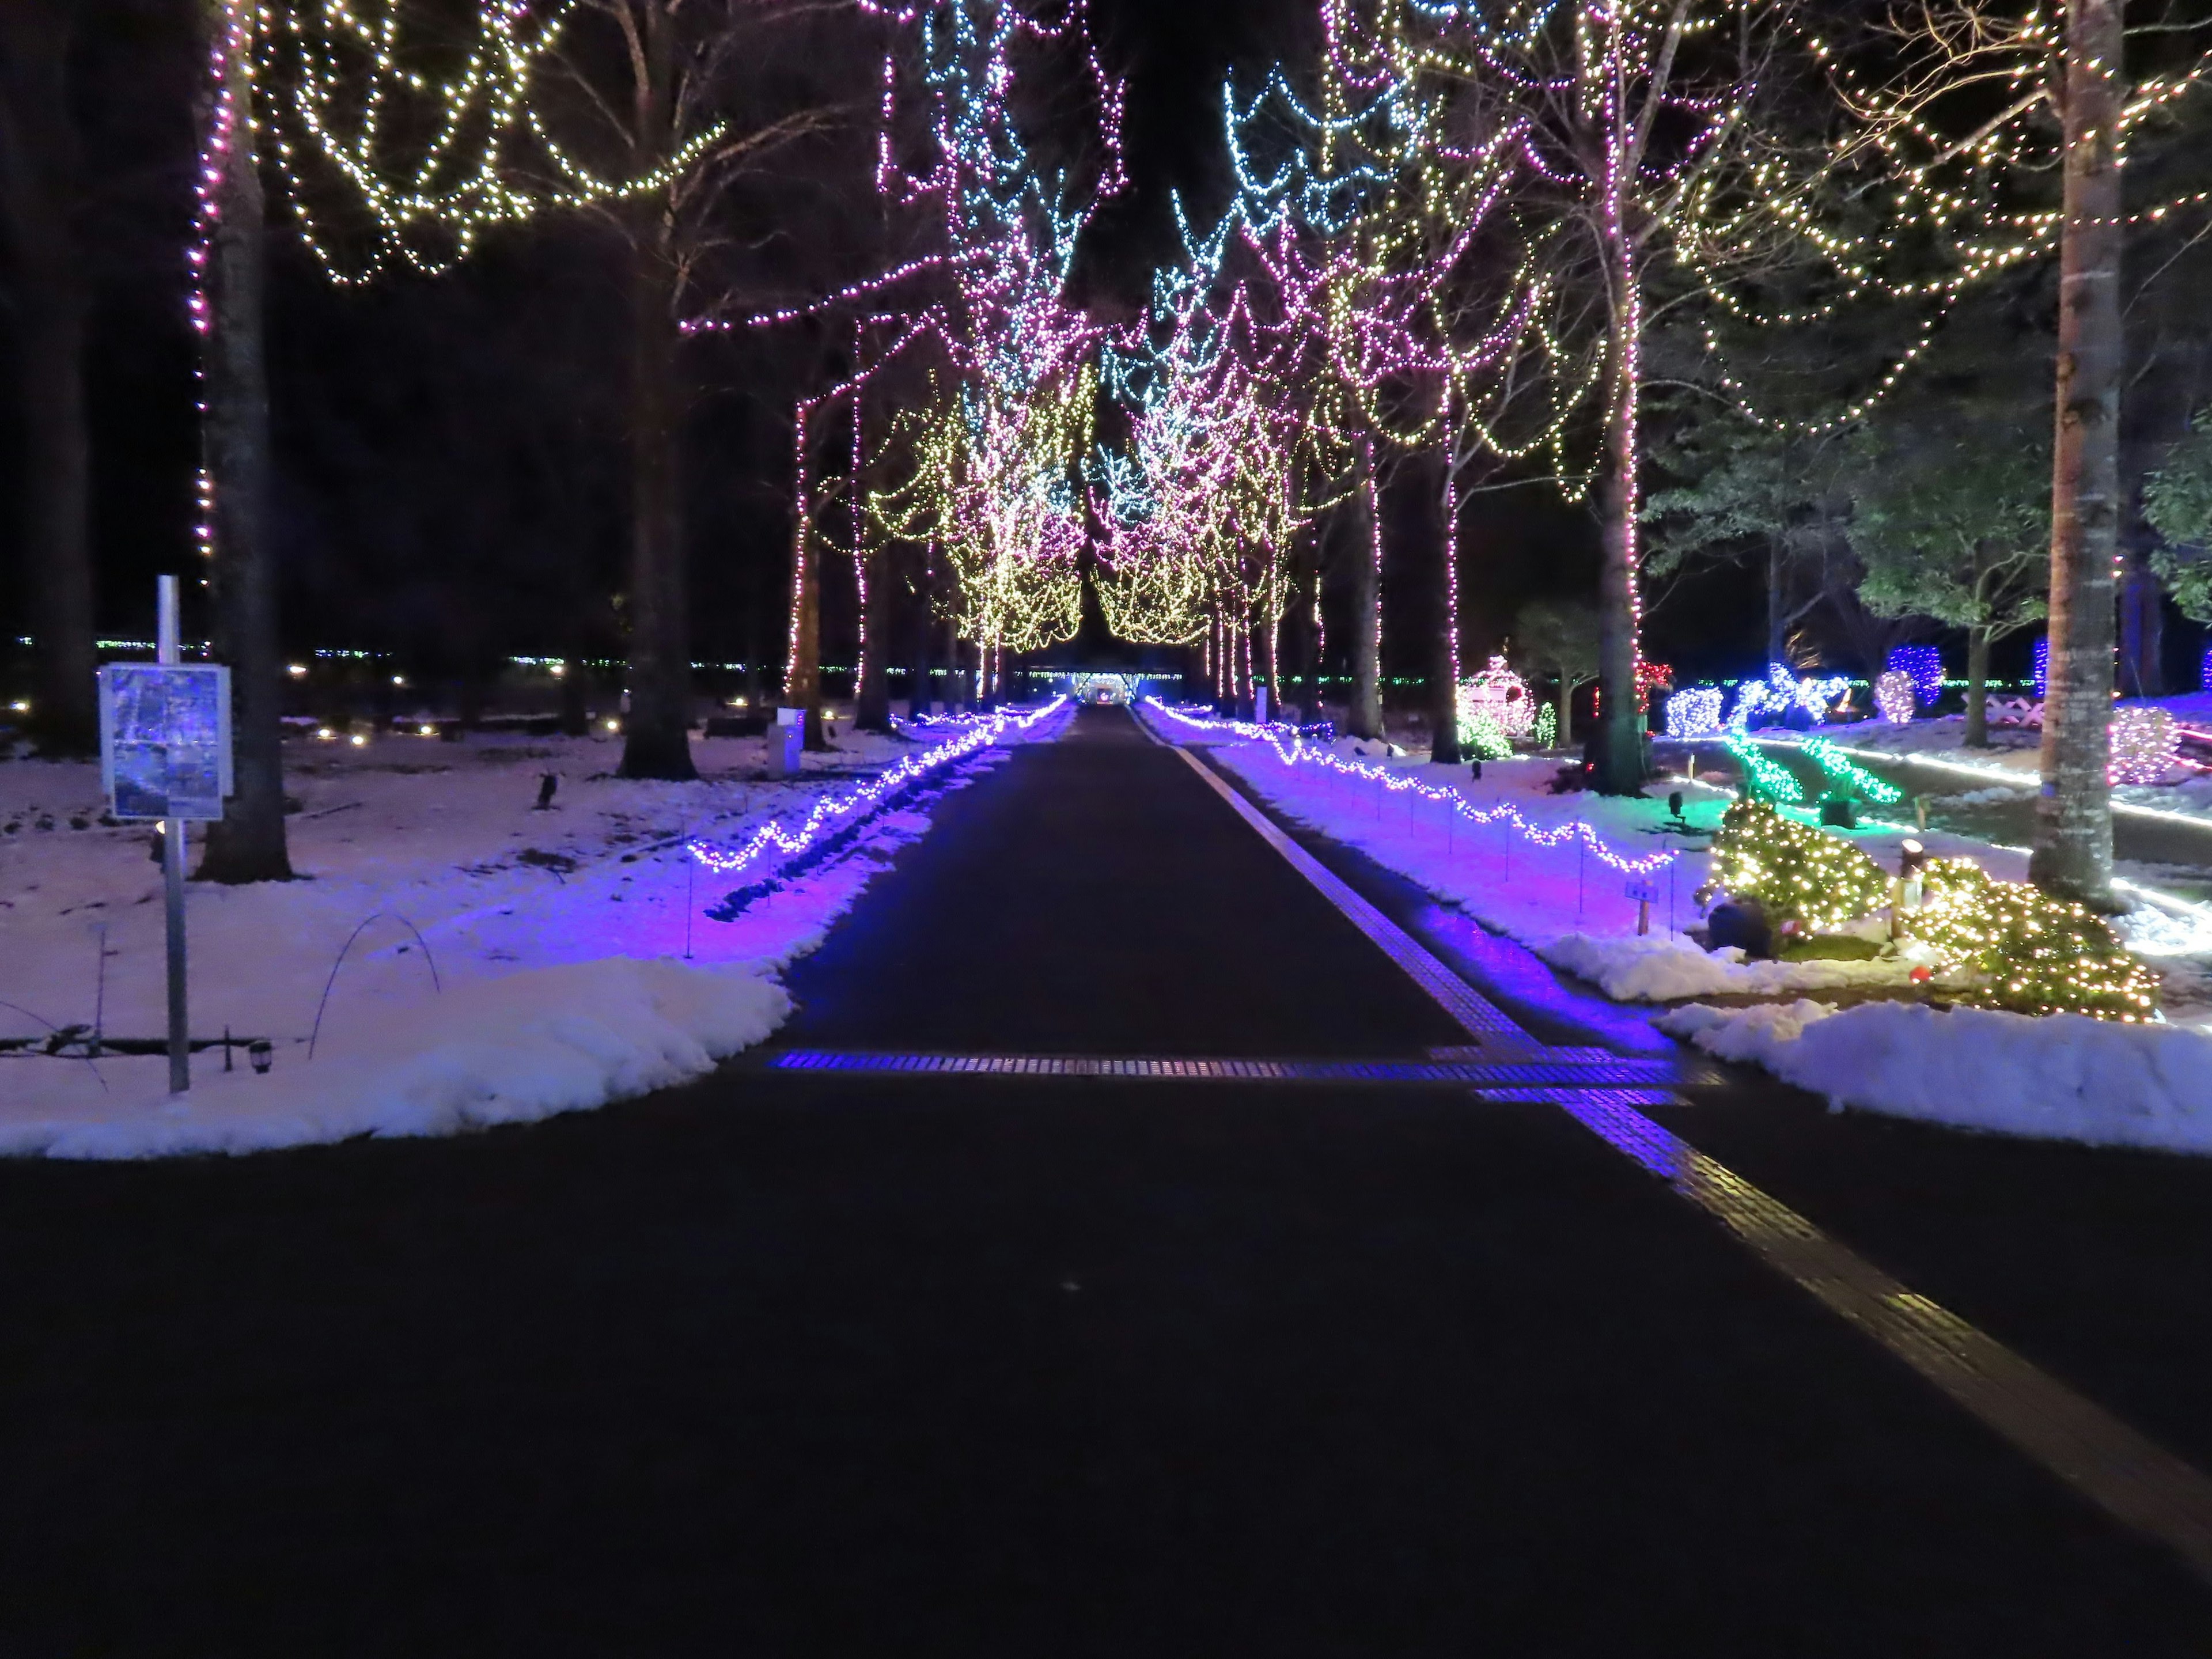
[
  {"xmin": 2110, "ymin": 706, "xmax": 2179, "ymax": 786},
  {"xmin": 1874, "ymin": 669, "xmax": 1916, "ymax": 725},
  {"xmin": 687, "ymin": 697, "xmax": 1065, "ymax": 879},
  {"xmin": 1457, "ymin": 655, "xmax": 1535, "ymax": 745},
  {"xmin": 1144, "ymin": 699, "xmax": 1682, "ymax": 877},
  {"xmin": 1800, "ymin": 735, "xmax": 1903, "ymax": 805},
  {"xmin": 1665, "ymin": 685, "xmax": 1725, "ymax": 738},
  {"xmin": 1887, "ymin": 644, "xmax": 1944, "ymax": 707}
]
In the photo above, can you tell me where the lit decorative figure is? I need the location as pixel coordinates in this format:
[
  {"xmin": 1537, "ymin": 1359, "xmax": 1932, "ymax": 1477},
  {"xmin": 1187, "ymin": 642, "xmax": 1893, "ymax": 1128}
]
[
  {"xmin": 1874, "ymin": 670, "xmax": 1916, "ymax": 725},
  {"xmin": 1887, "ymin": 645, "xmax": 1943, "ymax": 708},
  {"xmin": 2109, "ymin": 707, "xmax": 2180, "ymax": 786},
  {"xmin": 2200, "ymin": 644, "xmax": 2212, "ymax": 695},
  {"xmin": 1665, "ymin": 686, "xmax": 1724, "ymax": 737},
  {"xmin": 1457, "ymin": 656, "xmax": 1533, "ymax": 748},
  {"xmin": 1732, "ymin": 663, "xmax": 1850, "ymax": 729},
  {"xmin": 2032, "ymin": 637, "xmax": 2050, "ymax": 700}
]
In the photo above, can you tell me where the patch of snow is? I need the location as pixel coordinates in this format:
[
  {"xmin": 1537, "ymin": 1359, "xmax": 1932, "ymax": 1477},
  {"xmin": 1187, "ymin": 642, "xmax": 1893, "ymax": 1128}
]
[
  {"xmin": 1659, "ymin": 999, "xmax": 2212, "ymax": 1155},
  {"xmin": 1535, "ymin": 931, "xmax": 1918, "ymax": 1002},
  {"xmin": 2, "ymin": 957, "xmax": 790, "ymax": 1160},
  {"xmin": 0, "ymin": 707, "xmax": 1063, "ymax": 1158}
]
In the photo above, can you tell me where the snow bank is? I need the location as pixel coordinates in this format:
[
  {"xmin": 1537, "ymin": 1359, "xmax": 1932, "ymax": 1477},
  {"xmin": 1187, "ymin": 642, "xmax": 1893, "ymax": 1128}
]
[
  {"xmin": 1536, "ymin": 931, "xmax": 1918, "ymax": 1002},
  {"xmin": 1660, "ymin": 999, "xmax": 2212, "ymax": 1154},
  {"xmin": 1, "ymin": 957, "xmax": 790, "ymax": 1161}
]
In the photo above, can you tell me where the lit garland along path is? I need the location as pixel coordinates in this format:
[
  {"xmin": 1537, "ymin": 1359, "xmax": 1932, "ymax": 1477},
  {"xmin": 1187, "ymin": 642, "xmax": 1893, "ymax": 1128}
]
[{"xmin": 7, "ymin": 712, "xmax": 2212, "ymax": 1645}]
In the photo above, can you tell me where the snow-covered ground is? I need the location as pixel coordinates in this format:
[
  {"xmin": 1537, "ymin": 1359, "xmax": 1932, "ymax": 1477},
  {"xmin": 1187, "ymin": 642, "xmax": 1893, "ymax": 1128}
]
[
  {"xmin": 1713, "ymin": 694, "xmax": 2212, "ymax": 824},
  {"xmin": 0, "ymin": 706, "xmax": 1060, "ymax": 1157},
  {"xmin": 1143, "ymin": 701, "xmax": 2212, "ymax": 1155},
  {"xmin": 1661, "ymin": 1000, "xmax": 2212, "ymax": 1155}
]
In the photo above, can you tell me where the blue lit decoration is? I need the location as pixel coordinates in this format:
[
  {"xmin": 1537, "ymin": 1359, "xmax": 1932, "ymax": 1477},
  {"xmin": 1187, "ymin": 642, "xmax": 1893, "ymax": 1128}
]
[
  {"xmin": 1886, "ymin": 644, "xmax": 1943, "ymax": 707},
  {"xmin": 2033, "ymin": 636, "xmax": 2050, "ymax": 699},
  {"xmin": 2200, "ymin": 644, "xmax": 2212, "ymax": 695},
  {"xmin": 1664, "ymin": 685, "xmax": 1724, "ymax": 737},
  {"xmin": 1728, "ymin": 664, "xmax": 1851, "ymax": 730}
]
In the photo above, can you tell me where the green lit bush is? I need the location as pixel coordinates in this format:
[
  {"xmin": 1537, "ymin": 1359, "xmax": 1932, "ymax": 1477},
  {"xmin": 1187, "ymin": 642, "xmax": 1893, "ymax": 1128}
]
[
  {"xmin": 1914, "ymin": 858, "xmax": 2160, "ymax": 1021},
  {"xmin": 1707, "ymin": 801, "xmax": 1892, "ymax": 931}
]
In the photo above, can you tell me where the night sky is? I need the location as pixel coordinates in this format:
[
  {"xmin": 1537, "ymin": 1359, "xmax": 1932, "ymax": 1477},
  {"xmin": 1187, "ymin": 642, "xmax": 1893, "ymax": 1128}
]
[{"xmin": 1, "ymin": 0, "xmax": 1771, "ymax": 686}]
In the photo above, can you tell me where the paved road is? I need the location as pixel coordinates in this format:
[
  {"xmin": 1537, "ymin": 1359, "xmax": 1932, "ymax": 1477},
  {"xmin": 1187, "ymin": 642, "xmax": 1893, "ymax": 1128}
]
[{"xmin": 4, "ymin": 704, "xmax": 2211, "ymax": 1654}]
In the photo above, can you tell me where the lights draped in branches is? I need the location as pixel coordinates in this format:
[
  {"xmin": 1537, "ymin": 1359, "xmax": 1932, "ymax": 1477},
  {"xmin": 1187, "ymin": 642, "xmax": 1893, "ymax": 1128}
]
[
  {"xmin": 1874, "ymin": 670, "xmax": 1916, "ymax": 725},
  {"xmin": 2110, "ymin": 707, "xmax": 2179, "ymax": 786},
  {"xmin": 1665, "ymin": 686, "xmax": 1724, "ymax": 738},
  {"xmin": 1887, "ymin": 645, "xmax": 1944, "ymax": 707}
]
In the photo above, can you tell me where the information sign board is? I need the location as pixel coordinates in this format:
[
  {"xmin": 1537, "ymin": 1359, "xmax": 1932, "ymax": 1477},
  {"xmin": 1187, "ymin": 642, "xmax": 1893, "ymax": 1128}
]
[{"xmin": 99, "ymin": 664, "xmax": 233, "ymax": 821}]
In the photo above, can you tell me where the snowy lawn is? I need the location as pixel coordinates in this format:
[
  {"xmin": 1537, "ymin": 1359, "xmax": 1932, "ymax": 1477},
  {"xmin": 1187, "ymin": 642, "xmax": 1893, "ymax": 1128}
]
[
  {"xmin": 0, "ymin": 709, "xmax": 1056, "ymax": 1157},
  {"xmin": 1660, "ymin": 999, "xmax": 2212, "ymax": 1155}
]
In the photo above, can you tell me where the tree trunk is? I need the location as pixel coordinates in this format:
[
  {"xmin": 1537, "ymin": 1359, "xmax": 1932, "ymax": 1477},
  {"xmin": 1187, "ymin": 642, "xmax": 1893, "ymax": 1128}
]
[
  {"xmin": 785, "ymin": 481, "xmax": 828, "ymax": 747},
  {"xmin": 1346, "ymin": 447, "xmax": 1383, "ymax": 740},
  {"xmin": 1556, "ymin": 676, "xmax": 1574, "ymax": 750},
  {"xmin": 945, "ymin": 612, "xmax": 961, "ymax": 710},
  {"xmin": 2118, "ymin": 548, "xmax": 2163, "ymax": 696},
  {"xmin": 616, "ymin": 201, "xmax": 698, "ymax": 781},
  {"xmin": 1425, "ymin": 449, "xmax": 1461, "ymax": 766},
  {"xmin": 1299, "ymin": 549, "xmax": 1324, "ymax": 726},
  {"xmin": 908, "ymin": 555, "xmax": 933, "ymax": 718},
  {"xmin": 1766, "ymin": 538, "xmax": 1786, "ymax": 668},
  {"xmin": 0, "ymin": 2, "xmax": 97, "ymax": 756},
  {"xmin": 1592, "ymin": 268, "xmax": 1645, "ymax": 796},
  {"xmin": 2031, "ymin": 0, "xmax": 2122, "ymax": 908},
  {"xmin": 195, "ymin": 5, "xmax": 291, "ymax": 884},
  {"xmin": 1964, "ymin": 627, "xmax": 1991, "ymax": 749},
  {"xmin": 853, "ymin": 541, "xmax": 893, "ymax": 733}
]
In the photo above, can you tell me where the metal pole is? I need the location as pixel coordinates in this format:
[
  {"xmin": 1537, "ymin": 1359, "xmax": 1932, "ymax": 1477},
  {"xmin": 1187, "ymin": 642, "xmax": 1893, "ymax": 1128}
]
[{"xmin": 158, "ymin": 574, "xmax": 189, "ymax": 1096}]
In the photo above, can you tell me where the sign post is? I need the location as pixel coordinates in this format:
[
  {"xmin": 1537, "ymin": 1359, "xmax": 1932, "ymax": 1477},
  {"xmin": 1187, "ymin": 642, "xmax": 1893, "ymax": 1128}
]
[
  {"xmin": 1625, "ymin": 876, "xmax": 1658, "ymax": 937},
  {"xmin": 99, "ymin": 576, "xmax": 232, "ymax": 1094}
]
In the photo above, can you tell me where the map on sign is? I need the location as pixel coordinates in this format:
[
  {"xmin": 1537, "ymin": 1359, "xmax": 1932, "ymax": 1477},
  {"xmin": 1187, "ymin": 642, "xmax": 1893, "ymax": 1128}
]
[{"xmin": 99, "ymin": 664, "xmax": 232, "ymax": 821}]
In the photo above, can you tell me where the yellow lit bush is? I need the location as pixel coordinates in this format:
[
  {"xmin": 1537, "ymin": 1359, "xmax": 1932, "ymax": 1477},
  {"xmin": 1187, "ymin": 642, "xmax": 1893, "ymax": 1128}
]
[
  {"xmin": 1913, "ymin": 858, "xmax": 2161, "ymax": 1021},
  {"xmin": 1707, "ymin": 801, "xmax": 1892, "ymax": 931}
]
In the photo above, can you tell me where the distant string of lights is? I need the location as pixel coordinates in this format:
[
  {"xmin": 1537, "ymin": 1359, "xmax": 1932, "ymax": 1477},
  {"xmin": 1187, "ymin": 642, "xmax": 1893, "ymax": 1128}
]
[
  {"xmin": 686, "ymin": 696, "xmax": 1065, "ymax": 879},
  {"xmin": 1143, "ymin": 698, "xmax": 1681, "ymax": 877}
]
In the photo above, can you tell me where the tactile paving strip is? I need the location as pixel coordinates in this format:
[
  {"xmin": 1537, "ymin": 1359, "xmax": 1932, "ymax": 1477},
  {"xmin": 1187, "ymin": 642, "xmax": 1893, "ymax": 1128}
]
[
  {"xmin": 769, "ymin": 1051, "xmax": 1694, "ymax": 1089},
  {"xmin": 1552, "ymin": 1088, "xmax": 2212, "ymax": 1585}
]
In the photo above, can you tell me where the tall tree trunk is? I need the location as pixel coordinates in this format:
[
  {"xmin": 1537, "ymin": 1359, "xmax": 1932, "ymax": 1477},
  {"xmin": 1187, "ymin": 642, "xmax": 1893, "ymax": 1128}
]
[
  {"xmin": 853, "ymin": 546, "xmax": 893, "ymax": 732},
  {"xmin": 1346, "ymin": 446, "xmax": 1383, "ymax": 740},
  {"xmin": 196, "ymin": 4, "xmax": 290, "ymax": 884},
  {"xmin": 2118, "ymin": 548, "xmax": 2163, "ymax": 696},
  {"xmin": 1964, "ymin": 626, "xmax": 1991, "ymax": 749},
  {"xmin": 785, "ymin": 482, "xmax": 826, "ymax": 745},
  {"xmin": 1556, "ymin": 676, "xmax": 1574, "ymax": 750},
  {"xmin": 1766, "ymin": 538, "xmax": 1786, "ymax": 668},
  {"xmin": 1425, "ymin": 450, "xmax": 1461, "ymax": 765},
  {"xmin": 1298, "ymin": 546, "xmax": 1323, "ymax": 726},
  {"xmin": 0, "ymin": 2, "xmax": 96, "ymax": 756},
  {"xmin": 2031, "ymin": 0, "xmax": 2122, "ymax": 907},
  {"xmin": 907, "ymin": 550, "xmax": 933, "ymax": 718},
  {"xmin": 617, "ymin": 204, "xmax": 698, "ymax": 781},
  {"xmin": 1592, "ymin": 264, "xmax": 1645, "ymax": 796}
]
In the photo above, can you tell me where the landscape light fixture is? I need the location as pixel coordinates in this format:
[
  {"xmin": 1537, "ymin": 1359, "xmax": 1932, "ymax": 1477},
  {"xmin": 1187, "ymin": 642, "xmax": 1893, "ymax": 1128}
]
[{"xmin": 248, "ymin": 1040, "xmax": 272, "ymax": 1075}]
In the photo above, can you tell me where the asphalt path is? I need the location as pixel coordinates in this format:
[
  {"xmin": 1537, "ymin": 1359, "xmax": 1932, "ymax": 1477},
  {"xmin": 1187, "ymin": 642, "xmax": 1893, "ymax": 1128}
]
[{"xmin": 2, "ymin": 703, "xmax": 2209, "ymax": 1654}]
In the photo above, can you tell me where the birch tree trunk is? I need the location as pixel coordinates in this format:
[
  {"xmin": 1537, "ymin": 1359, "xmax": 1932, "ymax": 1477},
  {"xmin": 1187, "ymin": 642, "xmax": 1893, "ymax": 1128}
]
[
  {"xmin": 1591, "ymin": 263, "xmax": 1645, "ymax": 794},
  {"xmin": 196, "ymin": 3, "xmax": 291, "ymax": 884},
  {"xmin": 2031, "ymin": 0, "xmax": 2122, "ymax": 907},
  {"xmin": 0, "ymin": 2, "xmax": 96, "ymax": 756}
]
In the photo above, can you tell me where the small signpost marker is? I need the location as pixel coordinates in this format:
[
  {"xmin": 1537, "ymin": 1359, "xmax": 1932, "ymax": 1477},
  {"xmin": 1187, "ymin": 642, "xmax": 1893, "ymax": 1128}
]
[
  {"xmin": 1625, "ymin": 875, "xmax": 1659, "ymax": 936},
  {"xmin": 99, "ymin": 575, "xmax": 231, "ymax": 1096}
]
